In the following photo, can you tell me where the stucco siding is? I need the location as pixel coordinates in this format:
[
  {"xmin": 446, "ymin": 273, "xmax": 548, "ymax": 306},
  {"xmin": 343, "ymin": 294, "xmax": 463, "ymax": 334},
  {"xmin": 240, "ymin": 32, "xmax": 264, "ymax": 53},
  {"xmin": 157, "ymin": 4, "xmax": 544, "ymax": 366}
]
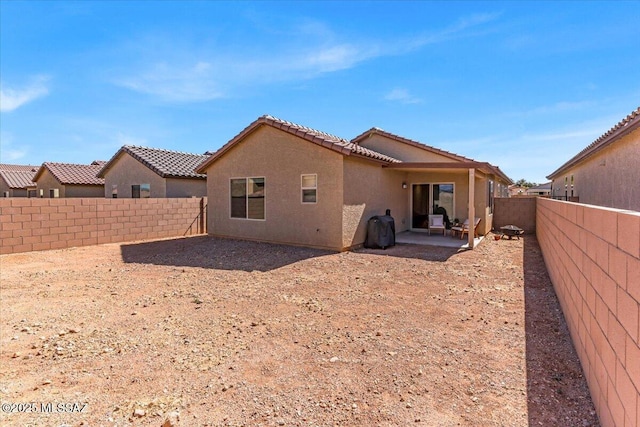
[
  {"xmin": 102, "ymin": 153, "xmax": 167, "ymax": 198},
  {"xmin": 34, "ymin": 169, "xmax": 65, "ymax": 198},
  {"xmin": 166, "ymin": 177, "xmax": 206, "ymax": 198},
  {"xmin": 357, "ymin": 134, "xmax": 459, "ymax": 162},
  {"xmin": 65, "ymin": 185, "xmax": 104, "ymax": 198},
  {"xmin": 204, "ymin": 126, "xmax": 345, "ymax": 250},
  {"xmin": 550, "ymin": 128, "xmax": 640, "ymax": 211},
  {"xmin": 342, "ymin": 157, "xmax": 407, "ymax": 248}
]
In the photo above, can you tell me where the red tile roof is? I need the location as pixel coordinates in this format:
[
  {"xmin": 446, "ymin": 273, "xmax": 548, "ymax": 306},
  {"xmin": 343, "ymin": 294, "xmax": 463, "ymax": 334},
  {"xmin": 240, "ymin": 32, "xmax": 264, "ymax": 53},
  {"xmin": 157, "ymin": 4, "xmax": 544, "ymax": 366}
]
[
  {"xmin": 33, "ymin": 162, "xmax": 105, "ymax": 186},
  {"xmin": 196, "ymin": 115, "xmax": 400, "ymax": 173},
  {"xmin": 0, "ymin": 170, "xmax": 37, "ymax": 189},
  {"xmin": 98, "ymin": 146, "xmax": 208, "ymax": 179},
  {"xmin": 547, "ymin": 107, "xmax": 640, "ymax": 179},
  {"xmin": 0, "ymin": 164, "xmax": 39, "ymax": 172}
]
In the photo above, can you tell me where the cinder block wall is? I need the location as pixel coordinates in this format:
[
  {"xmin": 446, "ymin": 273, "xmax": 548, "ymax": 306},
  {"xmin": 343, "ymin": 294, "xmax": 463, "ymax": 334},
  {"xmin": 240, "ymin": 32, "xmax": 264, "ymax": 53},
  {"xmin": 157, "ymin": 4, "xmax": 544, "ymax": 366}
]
[
  {"xmin": 537, "ymin": 197, "xmax": 640, "ymax": 427},
  {"xmin": 0, "ymin": 198, "xmax": 207, "ymax": 255},
  {"xmin": 493, "ymin": 196, "xmax": 537, "ymax": 233}
]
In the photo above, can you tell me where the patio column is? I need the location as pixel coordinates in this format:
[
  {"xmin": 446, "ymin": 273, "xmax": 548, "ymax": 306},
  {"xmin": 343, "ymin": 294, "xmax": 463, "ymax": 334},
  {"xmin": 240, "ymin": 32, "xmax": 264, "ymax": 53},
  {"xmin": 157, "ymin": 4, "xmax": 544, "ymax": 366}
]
[{"xmin": 468, "ymin": 168, "xmax": 475, "ymax": 249}]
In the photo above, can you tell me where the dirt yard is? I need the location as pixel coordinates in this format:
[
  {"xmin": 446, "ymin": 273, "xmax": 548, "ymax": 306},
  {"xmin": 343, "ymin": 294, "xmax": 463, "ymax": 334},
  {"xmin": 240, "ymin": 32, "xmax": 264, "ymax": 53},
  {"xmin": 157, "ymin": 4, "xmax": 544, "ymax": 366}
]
[{"xmin": 0, "ymin": 234, "xmax": 598, "ymax": 427}]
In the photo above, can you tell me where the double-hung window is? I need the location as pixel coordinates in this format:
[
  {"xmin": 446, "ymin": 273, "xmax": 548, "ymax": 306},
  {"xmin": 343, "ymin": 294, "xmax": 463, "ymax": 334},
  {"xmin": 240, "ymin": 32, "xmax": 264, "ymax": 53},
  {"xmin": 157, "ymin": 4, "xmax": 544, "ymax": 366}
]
[
  {"xmin": 301, "ymin": 174, "xmax": 317, "ymax": 204},
  {"xmin": 230, "ymin": 177, "xmax": 265, "ymax": 220}
]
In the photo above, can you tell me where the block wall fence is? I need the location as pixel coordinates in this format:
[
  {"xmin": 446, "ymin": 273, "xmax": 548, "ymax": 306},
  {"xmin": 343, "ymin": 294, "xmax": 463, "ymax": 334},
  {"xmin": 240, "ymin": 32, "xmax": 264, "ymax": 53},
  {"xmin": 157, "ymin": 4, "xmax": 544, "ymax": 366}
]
[
  {"xmin": 494, "ymin": 197, "xmax": 537, "ymax": 234},
  {"xmin": 0, "ymin": 197, "xmax": 207, "ymax": 255},
  {"xmin": 537, "ymin": 198, "xmax": 640, "ymax": 427}
]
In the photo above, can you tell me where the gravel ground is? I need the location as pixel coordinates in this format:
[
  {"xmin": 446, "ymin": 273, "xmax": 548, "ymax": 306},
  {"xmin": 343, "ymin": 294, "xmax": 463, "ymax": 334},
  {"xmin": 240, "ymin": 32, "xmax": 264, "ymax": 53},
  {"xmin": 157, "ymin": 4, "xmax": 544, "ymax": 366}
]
[{"xmin": 0, "ymin": 234, "xmax": 599, "ymax": 427}]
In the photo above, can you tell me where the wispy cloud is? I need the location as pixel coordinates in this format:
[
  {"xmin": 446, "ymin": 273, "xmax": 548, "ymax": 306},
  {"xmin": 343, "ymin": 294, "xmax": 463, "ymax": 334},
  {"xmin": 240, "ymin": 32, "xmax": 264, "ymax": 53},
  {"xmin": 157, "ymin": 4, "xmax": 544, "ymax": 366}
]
[
  {"xmin": 384, "ymin": 88, "xmax": 423, "ymax": 104},
  {"xmin": 112, "ymin": 13, "xmax": 498, "ymax": 103},
  {"xmin": 0, "ymin": 76, "xmax": 50, "ymax": 112},
  {"xmin": 0, "ymin": 132, "xmax": 28, "ymax": 161},
  {"xmin": 115, "ymin": 132, "xmax": 147, "ymax": 147}
]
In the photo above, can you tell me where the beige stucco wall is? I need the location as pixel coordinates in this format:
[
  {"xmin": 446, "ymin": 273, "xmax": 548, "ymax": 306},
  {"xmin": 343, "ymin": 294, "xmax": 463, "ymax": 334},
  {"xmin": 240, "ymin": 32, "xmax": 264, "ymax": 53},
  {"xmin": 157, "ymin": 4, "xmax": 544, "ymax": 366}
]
[
  {"xmin": 0, "ymin": 179, "xmax": 28, "ymax": 197},
  {"xmin": 342, "ymin": 157, "xmax": 407, "ymax": 248},
  {"xmin": 166, "ymin": 177, "xmax": 206, "ymax": 198},
  {"xmin": 102, "ymin": 154, "xmax": 167, "ymax": 198},
  {"xmin": 34, "ymin": 169, "xmax": 66, "ymax": 198},
  {"xmin": 550, "ymin": 128, "xmax": 640, "ymax": 211},
  {"xmin": 65, "ymin": 184, "xmax": 104, "ymax": 198},
  {"xmin": 204, "ymin": 126, "xmax": 345, "ymax": 250},
  {"xmin": 357, "ymin": 134, "xmax": 459, "ymax": 162}
]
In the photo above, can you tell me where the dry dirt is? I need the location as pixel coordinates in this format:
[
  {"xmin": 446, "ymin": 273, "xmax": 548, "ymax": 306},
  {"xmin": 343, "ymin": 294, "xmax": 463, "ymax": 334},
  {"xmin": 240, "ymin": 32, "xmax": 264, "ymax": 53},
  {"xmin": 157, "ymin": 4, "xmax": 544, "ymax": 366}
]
[{"xmin": 0, "ymin": 234, "xmax": 599, "ymax": 427}]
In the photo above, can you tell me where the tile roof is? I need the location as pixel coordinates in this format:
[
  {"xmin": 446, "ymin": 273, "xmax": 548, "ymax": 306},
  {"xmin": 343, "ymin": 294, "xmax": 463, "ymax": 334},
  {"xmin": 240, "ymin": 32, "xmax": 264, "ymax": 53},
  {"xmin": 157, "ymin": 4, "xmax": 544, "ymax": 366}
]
[
  {"xmin": 0, "ymin": 170, "xmax": 37, "ymax": 189},
  {"xmin": 98, "ymin": 146, "xmax": 208, "ymax": 179},
  {"xmin": 34, "ymin": 162, "xmax": 105, "ymax": 186},
  {"xmin": 196, "ymin": 115, "xmax": 400, "ymax": 173},
  {"xmin": 0, "ymin": 164, "xmax": 39, "ymax": 172},
  {"xmin": 351, "ymin": 127, "xmax": 477, "ymax": 163},
  {"xmin": 547, "ymin": 106, "xmax": 640, "ymax": 179}
]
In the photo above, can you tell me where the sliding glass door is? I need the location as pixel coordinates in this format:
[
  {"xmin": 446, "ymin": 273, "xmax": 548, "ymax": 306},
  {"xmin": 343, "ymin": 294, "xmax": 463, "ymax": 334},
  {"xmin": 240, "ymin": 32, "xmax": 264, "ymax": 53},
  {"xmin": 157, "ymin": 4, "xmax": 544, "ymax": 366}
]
[{"xmin": 411, "ymin": 183, "xmax": 454, "ymax": 231}]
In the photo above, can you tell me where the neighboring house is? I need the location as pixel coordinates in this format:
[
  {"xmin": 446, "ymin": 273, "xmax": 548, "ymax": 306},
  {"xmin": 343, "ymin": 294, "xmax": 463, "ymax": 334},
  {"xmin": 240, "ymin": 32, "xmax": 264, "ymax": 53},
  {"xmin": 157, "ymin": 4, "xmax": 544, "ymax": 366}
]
[
  {"xmin": 508, "ymin": 185, "xmax": 527, "ymax": 197},
  {"xmin": 547, "ymin": 107, "xmax": 640, "ymax": 211},
  {"xmin": 97, "ymin": 145, "xmax": 208, "ymax": 198},
  {"xmin": 32, "ymin": 161, "xmax": 105, "ymax": 198},
  {"xmin": 525, "ymin": 182, "xmax": 552, "ymax": 196},
  {"xmin": 196, "ymin": 115, "xmax": 512, "ymax": 251},
  {"xmin": 0, "ymin": 164, "xmax": 38, "ymax": 197}
]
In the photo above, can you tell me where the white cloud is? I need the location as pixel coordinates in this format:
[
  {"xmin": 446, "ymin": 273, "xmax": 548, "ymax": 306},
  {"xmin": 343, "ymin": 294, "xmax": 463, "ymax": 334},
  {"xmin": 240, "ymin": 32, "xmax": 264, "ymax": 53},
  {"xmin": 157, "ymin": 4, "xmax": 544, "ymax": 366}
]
[
  {"xmin": 117, "ymin": 62, "xmax": 223, "ymax": 103},
  {"xmin": 384, "ymin": 88, "xmax": 423, "ymax": 104},
  {"xmin": 0, "ymin": 76, "xmax": 50, "ymax": 112},
  {"xmin": 0, "ymin": 132, "xmax": 28, "ymax": 161},
  {"xmin": 113, "ymin": 13, "xmax": 498, "ymax": 103}
]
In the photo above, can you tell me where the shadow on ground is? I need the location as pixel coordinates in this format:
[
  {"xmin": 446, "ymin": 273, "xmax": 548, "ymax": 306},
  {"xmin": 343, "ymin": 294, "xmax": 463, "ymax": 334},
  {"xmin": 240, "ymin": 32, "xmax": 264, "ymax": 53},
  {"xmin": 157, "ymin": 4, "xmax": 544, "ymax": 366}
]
[
  {"xmin": 522, "ymin": 236, "xmax": 599, "ymax": 426},
  {"xmin": 120, "ymin": 235, "xmax": 335, "ymax": 272}
]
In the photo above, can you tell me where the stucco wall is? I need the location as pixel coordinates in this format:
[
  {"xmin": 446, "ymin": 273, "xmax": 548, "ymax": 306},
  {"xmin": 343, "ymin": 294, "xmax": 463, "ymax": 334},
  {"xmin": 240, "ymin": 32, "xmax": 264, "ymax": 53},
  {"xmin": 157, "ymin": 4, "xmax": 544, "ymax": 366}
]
[
  {"xmin": 357, "ymin": 133, "xmax": 459, "ymax": 162},
  {"xmin": 0, "ymin": 197, "xmax": 206, "ymax": 255},
  {"xmin": 65, "ymin": 184, "xmax": 104, "ymax": 198},
  {"xmin": 166, "ymin": 177, "xmax": 206, "ymax": 198},
  {"xmin": 35, "ymin": 168, "xmax": 66, "ymax": 198},
  {"xmin": 537, "ymin": 198, "xmax": 640, "ymax": 427},
  {"xmin": 102, "ymin": 153, "xmax": 167, "ymax": 198},
  {"xmin": 203, "ymin": 126, "xmax": 345, "ymax": 250},
  {"xmin": 342, "ymin": 157, "xmax": 407, "ymax": 248},
  {"xmin": 550, "ymin": 128, "xmax": 640, "ymax": 211}
]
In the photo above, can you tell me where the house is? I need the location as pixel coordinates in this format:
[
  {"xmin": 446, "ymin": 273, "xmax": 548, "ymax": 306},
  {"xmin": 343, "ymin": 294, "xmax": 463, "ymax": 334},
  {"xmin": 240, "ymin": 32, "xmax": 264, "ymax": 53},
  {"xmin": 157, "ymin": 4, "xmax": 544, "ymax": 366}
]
[
  {"xmin": 547, "ymin": 107, "xmax": 640, "ymax": 211},
  {"xmin": 0, "ymin": 164, "xmax": 38, "ymax": 197},
  {"xmin": 196, "ymin": 115, "xmax": 512, "ymax": 251},
  {"xmin": 525, "ymin": 182, "xmax": 552, "ymax": 196},
  {"xmin": 97, "ymin": 145, "xmax": 208, "ymax": 198},
  {"xmin": 508, "ymin": 185, "xmax": 527, "ymax": 197},
  {"xmin": 32, "ymin": 161, "xmax": 105, "ymax": 198}
]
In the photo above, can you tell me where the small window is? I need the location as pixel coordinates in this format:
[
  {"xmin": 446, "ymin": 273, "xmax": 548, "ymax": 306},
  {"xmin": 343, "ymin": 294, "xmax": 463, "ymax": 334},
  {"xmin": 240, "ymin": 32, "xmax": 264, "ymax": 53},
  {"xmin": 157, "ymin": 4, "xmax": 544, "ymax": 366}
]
[
  {"xmin": 301, "ymin": 174, "xmax": 317, "ymax": 204},
  {"xmin": 132, "ymin": 184, "xmax": 150, "ymax": 199},
  {"xmin": 50, "ymin": 188, "xmax": 59, "ymax": 198},
  {"xmin": 3, "ymin": 191, "xmax": 9, "ymax": 198},
  {"xmin": 112, "ymin": 185, "xmax": 118, "ymax": 198},
  {"xmin": 230, "ymin": 177, "xmax": 265, "ymax": 220}
]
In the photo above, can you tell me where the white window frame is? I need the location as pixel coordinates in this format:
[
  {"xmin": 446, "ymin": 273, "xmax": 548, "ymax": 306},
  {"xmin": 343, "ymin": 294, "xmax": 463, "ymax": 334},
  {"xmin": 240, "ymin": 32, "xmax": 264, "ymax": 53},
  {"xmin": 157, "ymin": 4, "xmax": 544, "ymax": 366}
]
[
  {"xmin": 301, "ymin": 174, "xmax": 317, "ymax": 204},
  {"xmin": 229, "ymin": 177, "xmax": 266, "ymax": 221}
]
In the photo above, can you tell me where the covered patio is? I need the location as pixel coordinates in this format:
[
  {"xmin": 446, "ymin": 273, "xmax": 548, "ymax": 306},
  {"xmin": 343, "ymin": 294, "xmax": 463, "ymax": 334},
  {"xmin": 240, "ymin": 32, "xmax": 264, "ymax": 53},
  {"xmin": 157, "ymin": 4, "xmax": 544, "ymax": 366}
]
[{"xmin": 395, "ymin": 230, "xmax": 484, "ymax": 249}]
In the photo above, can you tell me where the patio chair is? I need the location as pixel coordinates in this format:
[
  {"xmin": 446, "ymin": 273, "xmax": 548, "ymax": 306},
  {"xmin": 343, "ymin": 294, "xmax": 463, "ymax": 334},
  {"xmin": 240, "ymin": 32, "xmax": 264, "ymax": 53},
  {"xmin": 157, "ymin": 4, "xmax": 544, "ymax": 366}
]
[
  {"xmin": 451, "ymin": 217, "xmax": 481, "ymax": 239},
  {"xmin": 428, "ymin": 214, "xmax": 446, "ymax": 235}
]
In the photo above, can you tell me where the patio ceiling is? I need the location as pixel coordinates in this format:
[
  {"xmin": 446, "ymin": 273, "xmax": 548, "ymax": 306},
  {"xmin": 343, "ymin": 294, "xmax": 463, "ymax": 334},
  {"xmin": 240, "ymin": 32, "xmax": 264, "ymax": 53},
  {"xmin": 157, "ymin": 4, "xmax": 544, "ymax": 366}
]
[{"xmin": 382, "ymin": 162, "xmax": 512, "ymax": 183}]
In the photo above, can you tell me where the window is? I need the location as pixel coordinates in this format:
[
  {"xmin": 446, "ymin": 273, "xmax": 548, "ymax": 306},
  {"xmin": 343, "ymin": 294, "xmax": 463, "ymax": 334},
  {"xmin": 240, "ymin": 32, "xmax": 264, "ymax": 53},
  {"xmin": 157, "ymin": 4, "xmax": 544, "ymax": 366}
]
[
  {"xmin": 112, "ymin": 185, "xmax": 118, "ymax": 198},
  {"xmin": 230, "ymin": 177, "xmax": 265, "ymax": 220},
  {"xmin": 487, "ymin": 180, "xmax": 494, "ymax": 214},
  {"xmin": 132, "ymin": 184, "xmax": 150, "ymax": 198},
  {"xmin": 301, "ymin": 174, "xmax": 317, "ymax": 203},
  {"xmin": 50, "ymin": 188, "xmax": 59, "ymax": 198},
  {"xmin": 3, "ymin": 191, "xmax": 9, "ymax": 198}
]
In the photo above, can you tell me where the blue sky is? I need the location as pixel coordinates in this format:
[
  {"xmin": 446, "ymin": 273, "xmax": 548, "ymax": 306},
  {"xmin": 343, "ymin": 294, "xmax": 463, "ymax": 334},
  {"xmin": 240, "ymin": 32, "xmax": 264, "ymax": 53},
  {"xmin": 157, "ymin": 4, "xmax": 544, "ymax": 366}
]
[{"xmin": 1, "ymin": 1, "xmax": 639, "ymax": 183}]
